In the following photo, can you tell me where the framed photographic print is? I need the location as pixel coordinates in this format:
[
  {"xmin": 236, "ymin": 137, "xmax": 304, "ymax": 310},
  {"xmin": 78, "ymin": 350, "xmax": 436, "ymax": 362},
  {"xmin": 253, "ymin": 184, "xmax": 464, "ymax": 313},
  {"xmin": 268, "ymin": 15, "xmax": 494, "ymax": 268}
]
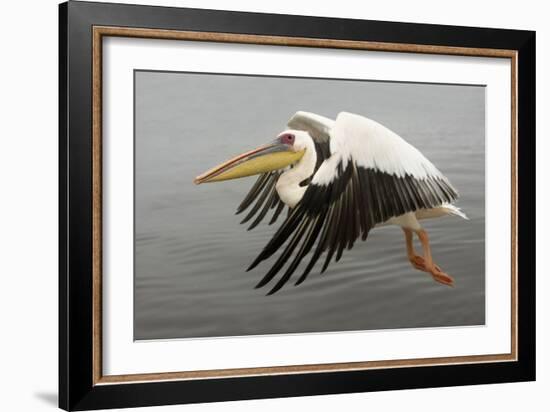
[{"xmin": 59, "ymin": 1, "xmax": 535, "ymax": 410}]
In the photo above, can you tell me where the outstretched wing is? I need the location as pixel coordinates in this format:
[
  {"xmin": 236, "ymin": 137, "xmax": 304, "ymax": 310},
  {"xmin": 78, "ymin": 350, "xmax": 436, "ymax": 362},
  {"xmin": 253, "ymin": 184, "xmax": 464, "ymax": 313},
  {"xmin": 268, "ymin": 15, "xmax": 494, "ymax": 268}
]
[
  {"xmin": 236, "ymin": 112, "xmax": 333, "ymax": 229},
  {"xmin": 250, "ymin": 112, "xmax": 459, "ymax": 295}
]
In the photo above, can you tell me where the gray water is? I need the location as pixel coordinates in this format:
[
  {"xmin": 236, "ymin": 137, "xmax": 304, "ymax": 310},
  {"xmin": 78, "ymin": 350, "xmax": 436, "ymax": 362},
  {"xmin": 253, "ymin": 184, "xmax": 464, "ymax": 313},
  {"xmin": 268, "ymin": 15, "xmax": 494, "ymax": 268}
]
[{"xmin": 134, "ymin": 71, "xmax": 485, "ymax": 340}]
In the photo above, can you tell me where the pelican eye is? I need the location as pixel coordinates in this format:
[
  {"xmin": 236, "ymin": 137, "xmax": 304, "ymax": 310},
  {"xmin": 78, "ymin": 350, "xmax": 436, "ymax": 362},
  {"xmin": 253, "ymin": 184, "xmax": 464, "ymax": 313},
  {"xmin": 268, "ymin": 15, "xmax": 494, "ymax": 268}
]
[{"xmin": 281, "ymin": 133, "xmax": 295, "ymax": 145}]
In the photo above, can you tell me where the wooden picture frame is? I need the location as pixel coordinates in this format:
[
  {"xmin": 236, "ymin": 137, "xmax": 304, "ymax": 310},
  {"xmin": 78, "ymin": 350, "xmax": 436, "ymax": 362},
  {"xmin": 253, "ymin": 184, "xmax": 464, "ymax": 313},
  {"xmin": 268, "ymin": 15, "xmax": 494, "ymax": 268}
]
[{"xmin": 59, "ymin": 1, "xmax": 535, "ymax": 410}]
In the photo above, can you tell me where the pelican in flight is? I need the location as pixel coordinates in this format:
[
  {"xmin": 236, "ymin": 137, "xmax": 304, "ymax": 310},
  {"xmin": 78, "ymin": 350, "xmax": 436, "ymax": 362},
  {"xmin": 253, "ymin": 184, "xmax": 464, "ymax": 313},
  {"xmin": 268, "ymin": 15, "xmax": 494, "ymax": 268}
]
[{"xmin": 195, "ymin": 112, "xmax": 467, "ymax": 295}]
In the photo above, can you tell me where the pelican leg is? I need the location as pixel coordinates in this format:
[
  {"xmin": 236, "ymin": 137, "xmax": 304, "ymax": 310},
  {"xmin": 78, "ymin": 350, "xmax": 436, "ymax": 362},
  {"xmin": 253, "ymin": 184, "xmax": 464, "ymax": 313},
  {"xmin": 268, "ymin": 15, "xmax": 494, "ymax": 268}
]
[
  {"xmin": 403, "ymin": 228, "xmax": 439, "ymax": 271},
  {"xmin": 416, "ymin": 229, "xmax": 454, "ymax": 287},
  {"xmin": 403, "ymin": 228, "xmax": 426, "ymax": 271},
  {"xmin": 403, "ymin": 228, "xmax": 453, "ymax": 286}
]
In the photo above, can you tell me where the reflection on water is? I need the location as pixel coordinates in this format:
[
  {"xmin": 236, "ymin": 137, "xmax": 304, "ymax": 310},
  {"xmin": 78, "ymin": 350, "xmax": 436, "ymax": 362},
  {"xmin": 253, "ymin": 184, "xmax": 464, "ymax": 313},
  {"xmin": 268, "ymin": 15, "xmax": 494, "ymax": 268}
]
[{"xmin": 134, "ymin": 72, "xmax": 485, "ymax": 340}]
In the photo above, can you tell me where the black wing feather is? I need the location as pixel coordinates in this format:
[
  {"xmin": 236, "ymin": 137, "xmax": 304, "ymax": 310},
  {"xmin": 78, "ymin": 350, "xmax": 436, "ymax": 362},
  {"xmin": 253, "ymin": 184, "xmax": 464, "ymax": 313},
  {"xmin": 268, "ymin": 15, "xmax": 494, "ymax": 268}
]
[
  {"xmin": 235, "ymin": 172, "xmax": 278, "ymax": 228},
  {"xmin": 240, "ymin": 174, "xmax": 276, "ymax": 225},
  {"xmin": 269, "ymin": 200, "xmax": 286, "ymax": 225},
  {"xmin": 245, "ymin": 184, "xmax": 279, "ymax": 230},
  {"xmin": 298, "ymin": 202, "xmax": 335, "ymax": 283},
  {"xmin": 236, "ymin": 173, "xmax": 270, "ymax": 214}
]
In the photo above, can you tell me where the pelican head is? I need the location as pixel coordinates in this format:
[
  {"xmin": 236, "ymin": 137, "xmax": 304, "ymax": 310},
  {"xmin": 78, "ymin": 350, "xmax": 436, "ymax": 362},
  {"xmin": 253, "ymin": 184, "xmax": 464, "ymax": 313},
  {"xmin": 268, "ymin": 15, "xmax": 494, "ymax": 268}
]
[{"xmin": 194, "ymin": 131, "xmax": 310, "ymax": 184}]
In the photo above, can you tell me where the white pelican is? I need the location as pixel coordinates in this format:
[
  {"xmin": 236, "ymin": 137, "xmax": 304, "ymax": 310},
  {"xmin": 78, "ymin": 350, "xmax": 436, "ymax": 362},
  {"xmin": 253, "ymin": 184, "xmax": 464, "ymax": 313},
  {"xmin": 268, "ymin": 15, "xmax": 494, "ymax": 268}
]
[{"xmin": 195, "ymin": 111, "xmax": 467, "ymax": 295}]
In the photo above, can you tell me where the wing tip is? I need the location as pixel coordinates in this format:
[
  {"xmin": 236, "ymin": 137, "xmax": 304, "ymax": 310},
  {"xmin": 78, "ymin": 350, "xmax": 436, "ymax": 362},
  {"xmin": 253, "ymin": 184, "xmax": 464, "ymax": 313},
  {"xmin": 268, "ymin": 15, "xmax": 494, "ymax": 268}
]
[
  {"xmin": 254, "ymin": 276, "xmax": 270, "ymax": 289},
  {"xmin": 247, "ymin": 261, "xmax": 259, "ymax": 272}
]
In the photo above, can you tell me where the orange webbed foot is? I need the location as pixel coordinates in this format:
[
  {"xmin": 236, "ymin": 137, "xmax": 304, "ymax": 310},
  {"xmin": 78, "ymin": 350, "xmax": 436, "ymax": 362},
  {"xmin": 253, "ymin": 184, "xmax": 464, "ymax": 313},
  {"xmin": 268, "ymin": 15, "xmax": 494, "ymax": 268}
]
[
  {"xmin": 429, "ymin": 267, "xmax": 455, "ymax": 287},
  {"xmin": 409, "ymin": 255, "xmax": 441, "ymax": 273}
]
